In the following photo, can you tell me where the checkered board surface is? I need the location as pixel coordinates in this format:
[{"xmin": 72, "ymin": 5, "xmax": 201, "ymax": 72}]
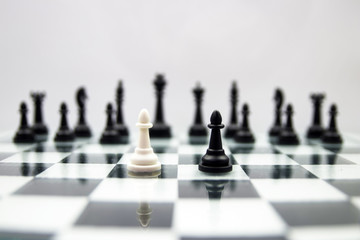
[{"xmin": 0, "ymin": 132, "xmax": 360, "ymax": 240}]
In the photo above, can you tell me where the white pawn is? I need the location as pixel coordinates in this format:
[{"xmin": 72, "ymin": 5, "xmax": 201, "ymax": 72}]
[{"xmin": 128, "ymin": 109, "xmax": 161, "ymax": 172}]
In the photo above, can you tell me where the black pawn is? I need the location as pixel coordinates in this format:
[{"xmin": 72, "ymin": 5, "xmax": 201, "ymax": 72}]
[
  {"xmin": 234, "ymin": 103, "xmax": 255, "ymax": 143},
  {"xmin": 100, "ymin": 103, "xmax": 122, "ymax": 144},
  {"xmin": 189, "ymin": 83, "xmax": 207, "ymax": 137},
  {"xmin": 149, "ymin": 74, "xmax": 172, "ymax": 138},
  {"xmin": 74, "ymin": 87, "xmax": 92, "ymax": 138},
  {"xmin": 322, "ymin": 104, "xmax": 343, "ymax": 144},
  {"xmin": 307, "ymin": 93, "xmax": 325, "ymax": 139},
  {"xmin": 54, "ymin": 103, "xmax": 75, "ymax": 142},
  {"xmin": 115, "ymin": 80, "xmax": 129, "ymax": 142},
  {"xmin": 269, "ymin": 88, "xmax": 284, "ymax": 139},
  {"xmin": 278, "ymin": 104, "xmax": 300, "ymax": 145},
  {"xmin": 199, "ymin": 110, "xmax": 232, "ymax": 173},
  {"xmin": 13, "ymin": 102, "xmax": 36, "ymax": 143},
  {"xmin": 31, "ymin": 92, "xmax": 49, "ymax": 141},
  {"xmin": 224, "ymin": 81, "xmax": 240, "ymax": 138}
]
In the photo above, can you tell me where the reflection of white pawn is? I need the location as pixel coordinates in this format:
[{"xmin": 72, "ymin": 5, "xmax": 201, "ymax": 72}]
[{"xmin": 128, "ymin": 109, "xmax": 161, "ymax": 172}]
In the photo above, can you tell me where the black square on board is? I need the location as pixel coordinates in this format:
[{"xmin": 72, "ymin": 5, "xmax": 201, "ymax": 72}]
[
  {"xmin": 289, "ymin": 154, "xmax": 354, "ymax": 165},
  {"xmin": 0, "ymin": 162, "xmax": 53, "ymax": 176},
  {"xmin": 61, "ymin": 153, "xmax": 121, "ymax": 164},
  {"xmin": 15, "ymin": 178, "xmax": 101, "ymax": 196},
  {"xmin": 241, "ymin": 165, "xmax": 317, "ymax": 179},
  {"xmin": 327, "ymin": 179, "xmax": 360, "ymax": 196}
]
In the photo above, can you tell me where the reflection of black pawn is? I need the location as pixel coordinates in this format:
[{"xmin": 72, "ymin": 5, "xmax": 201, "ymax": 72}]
[
  {"xmin": 31, "ymin": 92, "xmax": 49, "ymax": 140},
  {"xmin": 269, "ymin": 88, "xmax": 284, "ymax": 139},
  {"xmin": 234, "ymin": 103, "xmax": 255, "ymax": 143},
  {"xmin": 149, "ymin": 74, "xmax": 172, "ymax": 138},
  {"xmin": 224, "ymin": 82, "xmax": 240, "ymax": 138},
  {"xmin": 13, "ymin": 102, "xmax": 35, "ymax": 143},
  {"xmin": 137, "ymin": 202, "xmax": 152, "ymax": 228},
  {"xmin": 278, "ymin": 104, "xmax": 300, "ymax": 145},
  {"xmin": 100, "ymin": 103, "xmax": 122, "ymax": 144},
  {"xmin": 21, "ymin": 162, "xmax": 30, "ymax": 176},
  {"xmin": 74, "ymin": 87, "xmax": 92, "ymax": 138},
  {"xmin": 199, "ymin": 111, "xmax": 232, "ymax": 173},
  {"xmin": 115, "ymin": 81, "xmax": 129, "ymax": 141},
  {"xmin": 189, "ymin": 83, "xmax": 207, "ymax": 137},
  {"xmin": 306, "ymin": 93, "xmax": 325, "ymax": 139},
  {"xmin": 78, "ymin": 153, "xmax": 87, "ymax": 164},
  {"xmin": 54, "ymin": 103, "xmax": 75, "ymax": 142},
  {"xmin": 322, "ymin": 104, "xmax": 343, "ymax": 144},
  {"xmin": 204, "ymin": 180, "xmax": 229, "ymax": 199}
]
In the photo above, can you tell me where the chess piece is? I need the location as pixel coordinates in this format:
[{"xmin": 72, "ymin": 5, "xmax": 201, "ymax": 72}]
[
  {"xmin": 306, "ymin": 93, "xmax": 325, "ymax": 139},
  {"xmin": 137, "ymin": 202, "xmax": 152, "ymax": 228},
  {"xmin": 100, "ymin": 103, "xmax": 122, "ymax": 144},
  {"xmin": 321, "ymin": 104, "xmax": 343, "ymax": 144},
  {"xmin": 189, "ymin": 83, "xmax": 207, "ymax": 137},
  {"xmin": 31, "ymin": 92, "xmax": 48, "ymax": 141},
  {"xmin": 234, "ymin": 103, "xmax": 255, "ymax": 143},
  {"xmin": 54, "ymin": 102, "xmax": 75, "ymax": 142},
  {"xmin": 13, "ymin": 102, "xmax": 36, "ymax": 143},
  {"xmin": 278, "ymin": 104, "xmax": 300, "ymax": 145},
  {"xmin": 74, "ymin": 87, "xmax": 92, "ymax": 138},
  {"xmin": 199, "ymin": 110, "xmax": 232, "ymax": 173},
  {"xmin": 269, "ymin": 88, "xmax": 284, "ymax": 141},
  {"xmin": 115, "ymin": 80, "xmax": 129, "ymax": 143},
  {"xmin": 149, "ymin": 74, "xmax": 172, "ymax": 138},
  {"xmin": 224, "ymin": 81, "xmax": 240, "ymax": 138},
  {"xmin": 128, "ymin": 109, "xmax": 161, "ymax": 173}
]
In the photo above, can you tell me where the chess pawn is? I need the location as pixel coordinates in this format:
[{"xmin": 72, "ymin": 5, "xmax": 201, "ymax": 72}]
[
  {"xmin": 74, "ymin": 87, "xmax": 92, "ymax": 138},
  {"xmin": 199, "ymin": 110, "xmax": 232, "ymax": 173},
  {"xmin": 278, "ymin": 104, "xmax": 300, "ymax": 145},
  {"xmin": 100, "ymin": 103, "xmax": 122, "ymax": 144},
  {"xmin": 128, "ymin": 109, "xmax": 161, "ymax": 173},
  {"xmin": 13, "ymin": 102, "xmax": 36, "ymax": 143},
  {"xmin": 234, "ymin": 103, "xmax": 255, "ymax": 144},
  {"xmin": 54, "ymin": 102, "xmax": 75, "ymax": 142},
  {"xmin": 321, "ymin": 104, "xmax": 343, "ymax": 144},
  {"xmin": 306, "ymin": 93, "xmax": 325, "ymax": 139},
  {"xmin": 269, "ymin": 88, "xmax": 284, "ymax": 140}
]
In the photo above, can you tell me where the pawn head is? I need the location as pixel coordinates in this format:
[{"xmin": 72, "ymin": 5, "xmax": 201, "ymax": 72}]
[
  {"xmin": 210, "ymin": 110, "xmax": 222, "ymax": 125},
  {"xmin": 60, "ymin": 102, "xmax": 68, "ymax": 113},
  {"xmin": 138, "ymin": 109, "xmax": 150, "ymax": 124},
  {"xmin": 106, "ymin": 103, "xmax": 113, "ymax": 112},
  {"xmin": 242, "ymin": 103, "xmax": 249, "ymax": 114},
  {"xmin": 286, "ymin": 104, "xmax": 293, "ymax": 114},
  {"xmin": 329, "ymin": 104, "xmax": 338, "ymax": 115},
  {"xmin": 20, "ymin": 102, "xmax": 27, "ymax": 112}
]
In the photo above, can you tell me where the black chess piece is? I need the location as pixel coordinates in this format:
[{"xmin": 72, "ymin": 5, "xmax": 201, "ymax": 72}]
[
  {"xmin": 306, "ymin": 93, "xmax": 325, "ymax": 139},
  {"xmin": 321, "ymin": 104, "xmax": 343, "ymax": 144},
  {"xmin": 189, "ymin": 83, "xmax": 207, "ymax": 137},
  {"xmin": 199, "ymin": 110, "xmax": 232, "ymax": 173},
  {"xmin": 234, "ymin": 103, "xmax": 255, "ymax": 144},
  {"xmin": 13, "ymin": 102, "xmax": 36, "ymax": 143},
  {"xmin": 224, "ymin": 81, "xmax": 240, "ymax": 138},
  {"xmin": 149, "ymin": 74, "xmax": 172, "ymax": 138},
  {"xmin": 269, "ymin": 88, "xmax": 284, "ymax": 141},
  {"xmin": 100, "ymin": 103, "xmax": 122, "ymax": 144},
  {"xmin": 278, "ymin": 104, "xmax": 300, "ymax": 145},
  {"xmin": 74, "ymin": 87, "xmax": 92, "ymax": 138},
  {"xmin": 54, "ymin": 102, "xmax": 75, "ymax": 142},
  {"xmin": 115, "ymin": 80, "xmax": 129, "ymax": 143},
  {"xmin": 203, "ymin": 180, "xmax": 229, "ymax": 199},
  {"xmin": 31, "ymin": 92, "xmax": 48, "ymax": 141}
]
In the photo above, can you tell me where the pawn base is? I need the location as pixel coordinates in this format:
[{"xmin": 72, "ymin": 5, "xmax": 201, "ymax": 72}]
[
  {"xmin": 278, "ymin": 131, "xmax": 300, "ymax": 145},
  {"xmin": 13, "ymin": 129, "xmax": 36, "ymax": 143},
  {"xmin": 100, "ymin": 130, "xmax": 122, "ymax": 144},
  {"xmin": 321, "ymin": 132, "xmax": 343, "ymax": 144},
  {"xmin": 116, "ymin": 124, "xmax": 129, "ymax": 137},
  {"xmin": 189, "ymin": 124, "xmax": 207, "ymax": 137},
  {"xmin": 32, "ymin": 123, "xmax": 49, "ymax": 135},
  {"xmin": 149, "ymin": 123, "xmax": 171, "ymax": 138},
  {"xmin": 127, "ymin": 162, "xmax": 161, "ymax": 173},
  {"xmin": 234, "ymin": 130, "xmax": 255, "ymax": 144},
  {"xmin": 199, "ymin": 149, "xmax": 232, "ymax": 173},
  {"xmin": 269, "ymin": 125, "xmax": 282, "ymax": 137},
  {"xmin": 54, "ymin": 130, "xmax": 75, "ymax": 142},
  {"xmin": 224, "ymin": 124, "xmax": 239, "ymax": 138},
  {"xmin": 74, "ymin": 124, "xmax": 92, "ymax": 138}
]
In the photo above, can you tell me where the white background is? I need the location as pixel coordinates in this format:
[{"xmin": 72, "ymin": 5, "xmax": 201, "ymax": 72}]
[{"xmin": 0, "ymin": 0, "xmax": 359, "ymax": 137}]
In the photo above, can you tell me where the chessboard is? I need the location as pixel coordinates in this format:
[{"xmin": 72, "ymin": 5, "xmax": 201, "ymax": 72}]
[{"xmin": 0, "ymin": 131, "xmax": 360, "ymax": 240}]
